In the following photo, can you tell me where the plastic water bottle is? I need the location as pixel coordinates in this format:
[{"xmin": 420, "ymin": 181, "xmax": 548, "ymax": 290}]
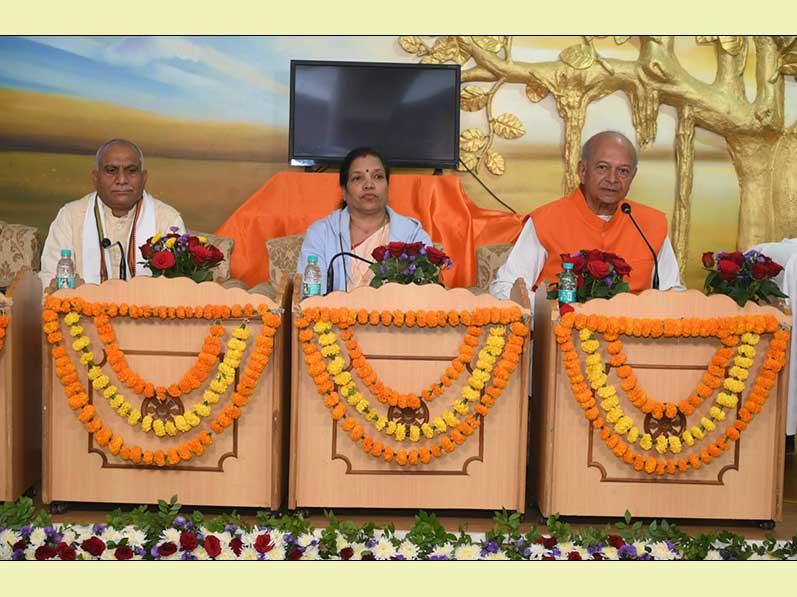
[
  {"xmin": 558, "ymin": 262, "xmax": 577, "ymax": 304},
  {"xmin": 55, "ymin": 249, "xmax": 76, "ymax": 289},
  {"xmin": 302, "ymin": 255, "xmax": 322, "ymax": 298}
]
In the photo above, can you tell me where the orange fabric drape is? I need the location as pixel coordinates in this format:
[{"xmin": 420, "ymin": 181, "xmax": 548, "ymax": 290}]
[{"xmin": 215, "ymin": 172, "xmax": 524, "ymax": 288}]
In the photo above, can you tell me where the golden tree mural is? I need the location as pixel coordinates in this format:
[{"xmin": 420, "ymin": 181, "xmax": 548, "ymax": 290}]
[{"xmin": 400, "ymin": 35, "xmax": 797, "ymax": 274}]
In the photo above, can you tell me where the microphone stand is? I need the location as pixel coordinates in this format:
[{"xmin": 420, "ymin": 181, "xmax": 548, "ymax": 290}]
[
  {"xmin": 620, "ymin": 203, "xmax": 659, "ymax": 290},
  {"xmin": 326, "ymin": 252, "xmax": 374, "ymax": 295},
  {"xmin": 101, "ymin": 238, "xmax": 128, "ymax": 281}
]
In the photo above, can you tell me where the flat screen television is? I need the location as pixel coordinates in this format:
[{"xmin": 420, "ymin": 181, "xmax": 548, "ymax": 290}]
[{"xmin": 289, "ymin": 60, "xmax": 460, "ymax": 169}]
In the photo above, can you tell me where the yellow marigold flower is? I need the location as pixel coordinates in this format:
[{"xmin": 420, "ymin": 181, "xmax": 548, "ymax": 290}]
[
  {"xmin": 590, "ymin": 373, "xmax": 608, "ymax": 390},
  {"xmin": 722, "ymin": 378, "xmax": 745, "ymax": 394},
  {"xmin": 174, "ymin": 415, "xmax": 189, "ymax": 431},
  {"xmin": 433, "ymin": 417, "xmax": 447, "ymax": 433},
  {"xmin": 228, "ymin": 338, "xmax": 246, "ymax": 351},
  {"xmin": 375, "ymin": 416, "xmax": 388, "ymax": 431},
  {"xmin": 691, "ymin": 426, "xmax": 705, "ymax": 440},
  {"xmin": 614, "ymin": 416, "xmax": 633, "ymax": 434},
  {"xmin": 219, "ymin": 363, "xmax": 236, "ymax": 378},
  {"xmin": 103, "ymin": 386, "xmax": 118, "ymax": 399},
  {"xmin": 701, "ymin": 417, "xmax": 716, "ymax": 432},
  {"xmin": 347, "ymin": 392, "xmax": 360, "ymax": 406},
  {"xmin": 355, "ymin": 399, "xmax": 368, "ymax": 413},
  {"xmin": 109, "ymin": 395, "xmax": 124, "ymax": 409},
  {"xmin": 716, "ymin": 392, "xmax": 738, "ymax": 408},
  {"xmin": 224, "ymin": 348, "xmax": 243, "ymax": 361},
  {"xmin": 117, "ymin": 401, "xmax": 132, "ymax": 417},
  {"xmin": 395, "ymin": 424, "xmax": 406, "ymax": 441},
  {"xmin": 334, "ymin": 372, "xmax": 352, "ymax": 386},
  {"xmin": 627, "ymin": 427, "xmax": 640, "ymax": 443},
  {"xmin": 639, "ymin": 434, "xmax": 653, "ymax": 450},
  {"xmin": 738, "ymin": 345, "xmax": 756, "ymax": 359},
  {"xmin": 92, "ymin": 375, "xmax": 110, "ymax": 390},
  {"xmin": 579, "ymin": 328, "xmax": 593, "ymax": 341},
  {"xmin": 386, "ymin": 421, "xmax": 397, "ymax": 435},
  {"xmin": 490, "ymin": 326, "xmax": 506, "ymax": 336},
  {"xmin": 668, "ymin": 436, "xmax": 682, "ymax": 453},
  {"xmin": 87, "ymin": 366, "xmax": 102, "ymax": 381},
  {"xmin": 141, "ymin": 415, "xmax": 153, "ymax": 432},
  {"xmin": 469, "ymin": 377, "xmax": 486, "ymax": 391},
  {"xmin": 225, "ymin": 358, "xmax": 241, "ymax": 370},
  {"xmin": 741, "ymin": 333, "xmax": 760, "ymax": 346},
  {"xmin": 729, "ymin": 366, "xmax": 749, "ymax": 381},
  {"xmin": 581, "ymin": 340, "xmax": 600, "ymax": 354},
  {"xmin": 204, "ymin": 389, "xmax": 220, "ymax": 404},
  {"xmin": 318, "ymin": 333, "xmax": 337, "ymax": 346},
  {"xmin": 734, "ymin": 356, "xmax": 754, "ymax": 368},
  {"xmin": 80, "ymin": 352, "xmax": 95, "ymax": 366},
  {"xmin": 64, "ymin": 312, "xmax": 80, "ymax": 325},
  {"xmin": 164, "ymin": 237, "xmax": 176, "ymax": 249},
  {"xmin": 194, "ymin": 403, "xmax": 211, "ymax": 417},
  {"xmin": 185, "ymin": 412, "xmax": 201, "ymax": 427},
  {"xmin": 597, "ymin": 385, "xmax": 617, "ymax": 399},
  {"xmin": 313, "ymin": 321, "xmax": 332, "ymax": 334},
  {"xmin": 127, "ymin": 410, "xmax": 141, "ymax": 426},
  {"xmin": 409, "ymin": 426, "xmax": 421, "ymax": 442},
  {"xmin": 443, "ymin": 411, "xmax": 460, "ymax": 427},
  {"xmin": 69, "ymin": 325, "xmax": 84, "ymax": 337},
  {"xmin": 600, "ymin": 396, "xmax": 619, "ymax": 411},
  {"xmin": 476, "ymin": 358, "xmax": 494, "ymax": 370},
  {"xmin": 709, "ymin": 406, "xmax": 726, "ymax": 421},
  {"xmin": 655, "ymin": 435, "xmax": 668, "ymax": 454},
  {"xmin": 606, "ymin": 407, "xmax": 622, "ymax": 424},
  {"xmin": 165, "ymin": 421, "xmax": 177, "ymax": 436},
  {"xmin": 366, "ymin": 410, "xmax": 379, "ymax": 421},
  {"xmin": 585, "ymin": 363, "xmax": 603, "ymax": 377},
  {"xmin": 453, "ymin": 401, "xmax": 469, "ymax": 414},
  {"xmin": 585, "ymin": 354, "xmax": 602, "ymax": 367},
  {"xmin": 326, "ymin": 358, "xmax": 345, "ymax": 376},
  {"xmin": 682, "ymin": 430, "xmax": 695, "ymax": 446},
  {"xmin": 209, "ymin": 380, "xmax": 226, "ymax": 394},
  {"xmin": 321, "ymin": 345, "xmax": 341, "ymax": 357},
  {"xmin": 421, "ymin": 423, "xmax": 434, "ymax": 439},
  {"xmin": 232, "ymin": 327, "xmax": 251, "ymax": 340},
  {"xmin": 153, "ymin": 419, "xmax": 166, "ymax": 437},
  {"xmin": 486, "ymin": 345, "xmax": 503, "ymax": 356}
]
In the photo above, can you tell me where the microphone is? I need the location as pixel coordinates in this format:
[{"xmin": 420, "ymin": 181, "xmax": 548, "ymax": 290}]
[
  {"xmin": 620, "ymin": 203, "xmax": 659, "ymax": 290},
  {"xmin": 101, "ymin": 238, "xmax": 128, "ymax": 281},
  {"xmin": 326, "ymin": 252, "xmax": 374, "ymax": 295}
]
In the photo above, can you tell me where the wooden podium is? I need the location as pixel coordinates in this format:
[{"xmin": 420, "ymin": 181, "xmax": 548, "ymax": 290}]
[
  {"xmin": 0, "ymin": 268, "xmax": 41, "ymax": 501},
  {"xmin": 532, "ymin": 288, "xmax": 791, "ymax": 523},
  {"xmin": 289, "ymin": 279, "xmax": 531, "ymax": 511},
  {"xmin": 42, "ymin": 276, "xmax": 290, "ymax": 509}
]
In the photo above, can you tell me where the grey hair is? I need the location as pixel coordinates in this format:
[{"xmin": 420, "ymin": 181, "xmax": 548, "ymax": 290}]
[
  {"xmin": 95, "ymin": 139, "xmax": 145, "ymax": 169},
  {"xmin": 580, "ymin": 131, "xmax": 638, "ymax": 171}
]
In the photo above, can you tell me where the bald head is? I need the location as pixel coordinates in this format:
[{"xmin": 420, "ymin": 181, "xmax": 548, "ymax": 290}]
[
  {"xmin": 580, "ymin": 131, "xmax": 637, "ymax": 171},
  {"xmin": 577, "ymin": 131, "xmax": 638, "ymax": 216}
]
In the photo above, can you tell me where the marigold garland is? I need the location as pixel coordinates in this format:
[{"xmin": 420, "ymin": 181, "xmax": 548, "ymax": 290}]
[
  {"xmin": 555, "ymin": 312, "xmax": 789, "ymax": 475},
  {"xmin": 43, "ymin": 297, "xmax": 281, "ymax": 466},
  {"xmin": 0, "ymin": 312, "xmax": 8, "ymax": 354},
  {"xmin": 296, "ymin": 307, "xmax": 529, "ymax": 466}
]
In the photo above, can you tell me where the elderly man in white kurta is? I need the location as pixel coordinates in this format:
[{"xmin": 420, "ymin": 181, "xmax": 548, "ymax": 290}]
[
  {"xmin": 749, "ymin": 239, "xmax": 797, "ymax": 445},
  {"xmin": 39, "ymin": 139, "xmax": 185, "ymax": 287}
]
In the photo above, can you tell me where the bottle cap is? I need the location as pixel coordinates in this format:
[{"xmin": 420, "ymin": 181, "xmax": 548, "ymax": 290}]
[
  {"xmin": 307, "ymin": 255, "xmax": 318, "ymax": 264},
  {"xmin": 60, "ymin": 249, "xmax": 72, "ymax": 257},
  {"xmin": 563, "ymin": 262, "xmax": 574, "ymax": 270}
]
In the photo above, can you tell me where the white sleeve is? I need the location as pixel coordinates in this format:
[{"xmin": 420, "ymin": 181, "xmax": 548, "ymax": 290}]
[
  {"xmin": 657, "ymin": 236, "xmax": 685, "ymax": 291},
  {"xmin": 489, "ymin": 218, "xmax": 547, "ymax": 301},
  {"xmin": 171, "ymin": 213, "xmax": 186, "ymax": 235},
  {"xmin": 39, "ymin": 206, "xmax": 73, "ymax": 288}
]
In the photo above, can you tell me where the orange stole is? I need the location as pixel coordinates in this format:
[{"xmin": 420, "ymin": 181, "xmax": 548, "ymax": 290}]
[{"xmin": 531, "ymin": 187, "xmax": 668, "ymax": 292}]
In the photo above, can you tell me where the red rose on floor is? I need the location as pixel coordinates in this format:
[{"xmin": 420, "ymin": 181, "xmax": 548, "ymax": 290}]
[
  {"xmin": 587, "ymin": 260, "xmax": 610, "ymax": 279},
  {"xmin": 229, "ymin": 537, "xmax": 243, "ymax": 556},
  {"xmin": 592, "ymin": 553, "xmax": 604, "ymax": 560},
  {"xmin": 140, "ymin": 243, "xmax": 154, "ymax": 259},
  {"xmin": 607, "ymin": 535, "xmax": 625, "ymax": 549},
  {"xmin": 425, "ymin": 246, "xmax": 447, "ymax": 266},
  {"xmin": 114, "ymin": 546, "xmax": 134, "ymax": 560},
  {"xmin": 387, "ymin": 241, "xmax": 406, "ymax": 257},
  {"xmin": 204, "ymin": 535, "xmax": 222, "ymax": 558},
  {"xmin": 567, "ymin": 551, "xmax": 582, "ymax": 560},
  {"xmin": 157, "ymin": 541, "xmax": 177, "ymax": 557},
  {"xmin": 405, "ymin": 242, "xmax": 424, "ymax": 257},
  {"xmin": 151, "ymin": 250, "xmax": 176, "ymax": 270},
  {"xmin": 254, "ymin": 533, "xmax": 274, "ymax": 554},
  {"xmin": 339, "ymin": 546, "xmax": 354, "ymax": 560},
  {"xmin": 35, "ymin": 545, "xmax": 57, "ymax": 560},
  {"xmin": 717, "ymin": 258, "xmax": 741, "ymax": 281},
  {"xmin": 701, "ymin": 251, "xmax": 715, "ymax": 268},
  {"xmin": 180, "ymin": 530, "xmax": 198, "ymax": 551},
  {"xmin": 361, "ymin": 552, "xmax": 376, "ymax": 560},
  {"xmin": 56, "ymin": 541, "xmax": 77, "ymax": 561},
  {"xmin": 542, "ymin": 536, "xmax": 557, "ymax": 550},
  {"xmin": 287, "ymin": 546, "xmax": 304, "ymax": 560},
  {"xmin": 371, "ymin": 246, "xmax": 388, "ymax": 262},
  {"xmin": 81, "ymin": 536, "xmax": 106, "ymax": 557}
]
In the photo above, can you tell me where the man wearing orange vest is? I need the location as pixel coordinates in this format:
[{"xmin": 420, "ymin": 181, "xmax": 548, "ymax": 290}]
[{"xmin": 490, "ymin": 131, "xmax": 682, "ymax": 300}]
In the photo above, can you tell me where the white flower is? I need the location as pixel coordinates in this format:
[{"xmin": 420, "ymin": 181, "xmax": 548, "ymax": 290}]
[
  {"xmin": 0, "ymin": 545, "xmax": 12, "ymax": 560},
  {"xmin": 0, "ymin": 529, "xmax": 21, "ymax": 547},
  {"xmin": 216, "ymin": 547, "xmax": 237, "ymax": 560},
  {"xmin": 650, "ymin": 541, "xmax": 677, "ymax": 560},
  {"xmin": 373, "ymin": 539, "xmax": 397, "ymax": 560},
  {"xmin": 297, "ymin": 532, "xmax": 317, "ymax": 548},
  {"xmin": 73, "ymin": 525, "xmax": 95, "ymax": 542},
  {"xmin": 264, "ymin": 545, "xmax": 285, "ymax": 560},
  {"xmin": 526, "ymin": 543, "xmax": 546, "ymax": 560},
  {"xmin": 454, "ymin": 544, "xmax": 481, "ymax": 560},
  {"xmin": 121, "ymin": 526, "xmax": 147, "ymax": 548},
  {"xmin": 557, "ymin": 541, "xmax": 573, "ymax": 554},
  {"xmin": 335, "ymin": 534, "xmax": 350, "ymax": 552},
  {"xmin": 301, "ymin": 545, "xmax": 322, "ymax": 560},
  {"xmin": 60, "ymin": 529, "xmax": 77, "ymax": 546},
  {"xmin": 484, "ymin": 550, "xmax": 509, "ymax": 560},
  {"xmin": 601, "ymin": 546, "xmax": 619, "ymax": 560},
  {"xmin": 351, "ymin": 541, "xmax": 368, "ymax": 560},
  {"xmin": 160, "ymin": 528, "xmax": 181, "ymax": 544},
  {"xmin": 101, "ymin": 527, "xmax": 123, "ymax": 545},
  {"xmin": 99, "ymin": 549, "xmax": 117, "ymax": 560},
  {"xmin": 239, "ymin": 547, "xmax": 259, "ymax": 560},
  {"xmin": 23, "ymin": 545, "xmax": 38, "ymax": 560},
  {"xmin": 704, "ymin": 549, "xmax": 723, "ymax": 560},
  {"xmin": 574, "ymin": 546, "xmax": 590, "ymax": 560},
  {"xmin": 29, "ymin": 528, "xmax": 47, "ymax": 546},
  {"xmin": 240, "ymin": 530, "xmax": 261, "ymax": 547},
  {"xmin": 398, "ymin": 540, "xmax": 420, "ymax": 560},
  {"xmin": 429, "ymin": 543, "xmax": 454, "ymax": 559},
  {"xmin": 632, "ymin": 541, "xmax": 649, "ymax": 555},
  {"xmin": 194, "ymin": 547, "xmax": 211, "ymax": 560}
]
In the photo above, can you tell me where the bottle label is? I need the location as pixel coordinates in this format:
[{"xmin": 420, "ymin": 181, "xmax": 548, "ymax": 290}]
[
  {"xmin": 558, "ymin": 289, "xmax": 576, "ymax": 304},
  {"xmin": 56, "ymin": 275, "xmax": 76, "ymax": 290},
  {"xmin": 303, "ymin": 282, "xmax": 321, "ymax": 297}
]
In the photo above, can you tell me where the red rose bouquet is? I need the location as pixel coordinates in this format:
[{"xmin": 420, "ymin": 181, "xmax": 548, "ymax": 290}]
[
  {"xmin": 547, "ymin": 249, "xmax": 632, "ymax": 302},
  {"xmin": 369, "ymin": 241, "xmax": 452, "ymax": 288},
  {"xmin": 139, "ymin": 227, "xmax": 224, "ymax": 283},
  {"xmin": 702, "ymin": 250, "xmax": 786, "ymax": 307}
]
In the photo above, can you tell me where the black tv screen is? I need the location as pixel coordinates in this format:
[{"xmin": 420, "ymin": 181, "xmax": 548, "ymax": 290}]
[{"xmin": 289, "ymin": 60, "xmax": 460, "ymax": 169}]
